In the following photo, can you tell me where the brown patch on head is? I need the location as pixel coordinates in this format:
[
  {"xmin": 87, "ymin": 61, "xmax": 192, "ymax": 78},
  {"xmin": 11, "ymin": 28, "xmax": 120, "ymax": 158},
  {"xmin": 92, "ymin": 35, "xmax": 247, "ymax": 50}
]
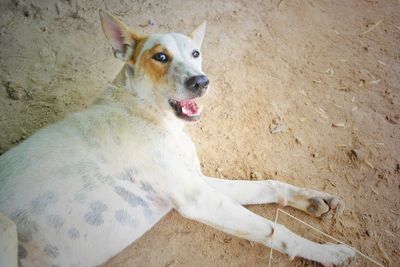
[
  {"xmin": 281, "ymin": 241, "xmax": 287, "ymax": 250},
  {"xmin": 131, "ymin": 31, "xmax": 140, "ymax": 41},
  {"xmin": 138, "ymin": 44, "xmax": 173, "ymax": 84},
  {"xmin": 130, "ymin": 36, "xmax": 148, "ymax": 64}
]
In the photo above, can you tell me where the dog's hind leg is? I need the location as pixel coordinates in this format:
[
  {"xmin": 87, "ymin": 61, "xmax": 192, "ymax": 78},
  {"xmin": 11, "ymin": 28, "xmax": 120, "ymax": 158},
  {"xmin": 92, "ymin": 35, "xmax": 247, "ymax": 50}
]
[
  {"xmin": 203, "ymin": 176, "xmax": 345, "ymax": 219},
  {"xmin": 172, "ymin": 179, "xmax": 355, "ymax": 266},
  {"xmin": 0, "ymin": 212, "xmax": 18, "ymax": 267}
]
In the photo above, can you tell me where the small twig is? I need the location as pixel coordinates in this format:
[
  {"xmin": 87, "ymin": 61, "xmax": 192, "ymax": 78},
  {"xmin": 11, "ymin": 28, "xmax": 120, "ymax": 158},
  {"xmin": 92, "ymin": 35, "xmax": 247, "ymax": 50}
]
[
  {"xmin": 332, "ymin": 122, "xmax": 346, "ymax": 128},
  {"xmin": 368, "ymin": 79, "xmax": 381, "ymax": 85},
  {"xmin": 220, "ymin": 147, "xmax": 237, "ymax": 160},
  {"xmin": 336, "ymin": 144, "xmax": 347, "ymax": 148},
  {"xmin": 365, "ymin": 159, "xmax": 374, "ymax": 169},
  {"xmin": 277, "ymin": 0, "xmax": 285, "ymax": 9},
  {"xmin": 362, "ymin": 20, "xmax": 383, "ymax": 35},
  {"xmin": 315, "ymin": 107, "xmax": 329, "ymax": 119},
  {"xmin": 362, "ymin": 67, "xmax": 376, "ymax": 79},
  {"xmin": 376, "ymin": 241, "xmax": 391, "ymax": 265}
]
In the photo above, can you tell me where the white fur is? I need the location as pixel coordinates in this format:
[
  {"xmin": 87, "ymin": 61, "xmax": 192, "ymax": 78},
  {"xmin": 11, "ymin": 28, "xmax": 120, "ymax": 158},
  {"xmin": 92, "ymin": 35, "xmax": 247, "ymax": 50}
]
[{"xmin": 0, "ymin": 10, "xmax": 355, "ymax": 267}]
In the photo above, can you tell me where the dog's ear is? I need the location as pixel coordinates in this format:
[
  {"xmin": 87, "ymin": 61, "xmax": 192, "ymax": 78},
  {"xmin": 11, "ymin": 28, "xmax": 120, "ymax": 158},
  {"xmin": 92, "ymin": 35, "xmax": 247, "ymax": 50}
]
[
  {"xmin": 99, "ymin": 9, "xmax": 139, "ymax": 61},
  {"xmin": 189, "ymin": 21, "xmax": 207, "ymax": 48}
]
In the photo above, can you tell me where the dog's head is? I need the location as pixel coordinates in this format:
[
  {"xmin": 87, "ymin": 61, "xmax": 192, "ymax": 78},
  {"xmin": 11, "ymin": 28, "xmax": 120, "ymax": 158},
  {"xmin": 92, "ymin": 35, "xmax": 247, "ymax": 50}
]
[{"xmin": 99, "ymin": 10, "xmax": 209, "ymax": 122}]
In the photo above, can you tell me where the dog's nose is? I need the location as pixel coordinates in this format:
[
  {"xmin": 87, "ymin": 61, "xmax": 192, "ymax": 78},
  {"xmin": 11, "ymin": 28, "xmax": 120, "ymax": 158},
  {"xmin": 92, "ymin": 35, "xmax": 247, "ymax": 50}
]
[{"xmin": 185, "ymin": 75, "xmax": 209, "ymax": 94}]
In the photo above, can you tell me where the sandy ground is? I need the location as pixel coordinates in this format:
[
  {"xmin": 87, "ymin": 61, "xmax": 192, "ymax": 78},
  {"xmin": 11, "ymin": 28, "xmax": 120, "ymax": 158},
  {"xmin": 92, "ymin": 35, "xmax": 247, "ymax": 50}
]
[{"xmin": 1, "ymin": 0, "xmax": 399, "ymax": 266}]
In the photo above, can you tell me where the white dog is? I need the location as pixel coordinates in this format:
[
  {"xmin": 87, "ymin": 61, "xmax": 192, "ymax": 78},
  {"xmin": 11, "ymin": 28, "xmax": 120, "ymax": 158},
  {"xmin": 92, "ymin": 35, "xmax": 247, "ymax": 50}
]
[{"xmin": 0, "ymin": 10, "xmax": 355, "ymax": 267}]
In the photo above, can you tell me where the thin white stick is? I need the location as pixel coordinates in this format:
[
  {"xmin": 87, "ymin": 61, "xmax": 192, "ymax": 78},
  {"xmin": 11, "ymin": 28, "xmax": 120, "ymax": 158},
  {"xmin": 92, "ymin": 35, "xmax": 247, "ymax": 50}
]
[
  {"xmin": 268, "ymin": 207, "xmax": 279, "ymax": 267},
  {"xmin": 269, "ymin": 208, "xmax": 384, "ymax": 267}
]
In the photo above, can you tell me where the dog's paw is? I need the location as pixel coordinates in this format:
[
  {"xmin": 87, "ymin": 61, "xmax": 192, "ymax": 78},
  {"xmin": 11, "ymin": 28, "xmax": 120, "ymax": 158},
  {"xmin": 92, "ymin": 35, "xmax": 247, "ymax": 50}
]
[
  {"xmin": 321, "ymin": 243, "xmax": 357, "ymax": 267},
  {"xmin": 306, "ymin": 194, "xmax": 345, "ymax": 219}
]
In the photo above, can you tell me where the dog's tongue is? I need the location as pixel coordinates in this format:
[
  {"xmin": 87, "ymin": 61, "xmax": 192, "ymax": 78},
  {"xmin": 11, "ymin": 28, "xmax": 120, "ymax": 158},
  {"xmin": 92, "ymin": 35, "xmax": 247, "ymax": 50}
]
[{"xmin": 180, "ymin": 100, "xmax": 202, "ymax": 116}]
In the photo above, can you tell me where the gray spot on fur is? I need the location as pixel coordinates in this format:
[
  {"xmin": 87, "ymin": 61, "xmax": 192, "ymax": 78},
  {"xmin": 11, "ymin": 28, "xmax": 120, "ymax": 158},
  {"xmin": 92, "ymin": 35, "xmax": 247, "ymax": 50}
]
[
  {"xmin": 281, "ymin": 241, "xmax": 288, "ymax": 250},
  {"xmin": 46, "ymin": 214, "xmax": 64, "ymax": 230},
  {"xmin": 97, "ymin": 174, "xmax": 115, "ymax": 186},
  {"xmin": 140, "ymin": 181, "xmax": 155, "ymax": 193},
  {"xmin": 114, "ymin": 186, "xmax": 148, "ymax": 208},
  {"xmin": 18, "ymin": 245, "xmax": 27, "ymax": 259},
  {"xmin": 44, "ymin": 244, "xmax": 59, "ymax": 258},
  {"xmin": 89, "ymin": 200, "xmax": 107, "ymax": 212},
  {"xmin": 31, "ymin": 191, "xmax": 58, "ymax": 214},
  {"xmin": 72, "ymin": 161, "xmax": 98, "ymax": 175},
  {"xmin": 82, "ymin": 175, "xmax": 98, "ymax": 192},
  {"xmin": 119, "ymin": 168, "xmax": 137, "ymax": 183},
  {"xmin": 74, "ymin": 192, "xmax": 87, "ymax": 203},
  {"xmin": 83, "ymin": 182, "xmax": 98, "ymax": 191},
  {"xmin": 84, "ymin": 200, "xmax": 107, "ymax": 226},
  {"xmin": 84, "ymin": 212, "xmax": 104, "ymax": 226},
  {"xmin": 10, "ymin": 210, "xmax": 39, "ymax": 243},
  {"xmin": 68, "ymin": 227, "xmax": 80, "ymax": 240},
  {"xmin": 115, "ymin": 209, "xmax": 137, "ymax": 227}
]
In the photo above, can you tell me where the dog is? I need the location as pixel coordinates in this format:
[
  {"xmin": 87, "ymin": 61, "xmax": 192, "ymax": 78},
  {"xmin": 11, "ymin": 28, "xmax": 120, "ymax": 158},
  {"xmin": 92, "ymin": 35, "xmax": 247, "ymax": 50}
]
[{"xmin": 0, "ymin": 10, "xmax": 356, "ymax": 267}]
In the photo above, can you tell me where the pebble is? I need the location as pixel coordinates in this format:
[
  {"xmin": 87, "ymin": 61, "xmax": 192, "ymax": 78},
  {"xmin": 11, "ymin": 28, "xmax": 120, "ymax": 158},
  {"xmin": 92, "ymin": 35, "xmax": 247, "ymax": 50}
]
[
  {"xmin": 366, "ymin": 229, "xmax": 373, "ymax": 237},
  {"xmin": 250, "ymin": 170, "xmax": 261, "ymax": 180},
  {"xmin": 5, "ymin": 81, "xmax": 25, "ymax": 100}
]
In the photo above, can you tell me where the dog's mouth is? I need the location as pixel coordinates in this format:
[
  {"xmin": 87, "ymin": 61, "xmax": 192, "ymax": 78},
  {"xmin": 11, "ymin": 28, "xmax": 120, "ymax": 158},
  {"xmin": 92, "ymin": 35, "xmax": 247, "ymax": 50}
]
[{"xmin": 168, "ymin": 98, "xmax": 203, "ymax": 122}]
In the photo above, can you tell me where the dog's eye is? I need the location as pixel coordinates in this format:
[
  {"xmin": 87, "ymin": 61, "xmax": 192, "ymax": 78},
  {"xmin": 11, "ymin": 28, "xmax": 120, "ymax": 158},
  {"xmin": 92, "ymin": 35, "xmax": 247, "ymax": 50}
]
[
  {"xmin": 192, "ymin": 50, "xmax": 200, "ymax": 58},
  {"xmin": 153, "ymin": 52, "xmax": 169, "ymax": 63}
]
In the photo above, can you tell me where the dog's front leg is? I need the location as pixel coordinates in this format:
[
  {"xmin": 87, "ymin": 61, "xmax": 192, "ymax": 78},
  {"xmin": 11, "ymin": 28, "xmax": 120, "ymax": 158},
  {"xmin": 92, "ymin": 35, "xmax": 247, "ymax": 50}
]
[
  {"xmin": 203, "ymin": 177, "xmax": 345, "ymax": 219},
  {"xmin": 172, "ymin": 179, "xmax": 354, "ymax": 265}
]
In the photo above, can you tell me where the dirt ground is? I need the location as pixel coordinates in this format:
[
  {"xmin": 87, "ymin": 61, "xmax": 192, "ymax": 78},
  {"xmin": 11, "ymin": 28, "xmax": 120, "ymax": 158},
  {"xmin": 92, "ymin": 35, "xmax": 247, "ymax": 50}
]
[{"xmin": 0, "ymin": 0, "xmax": 399, "ymax": 266}]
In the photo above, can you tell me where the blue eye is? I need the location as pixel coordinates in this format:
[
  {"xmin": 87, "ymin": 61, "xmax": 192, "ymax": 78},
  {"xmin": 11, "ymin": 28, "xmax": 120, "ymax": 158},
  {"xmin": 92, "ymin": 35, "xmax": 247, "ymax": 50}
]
[
  {"xmin": 153, "ymin": 52, "xmax": 169, "ymax": 63},
  {"xmin": 192, "ymin": 50, "xmax": 200, "ymax": 58}
]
